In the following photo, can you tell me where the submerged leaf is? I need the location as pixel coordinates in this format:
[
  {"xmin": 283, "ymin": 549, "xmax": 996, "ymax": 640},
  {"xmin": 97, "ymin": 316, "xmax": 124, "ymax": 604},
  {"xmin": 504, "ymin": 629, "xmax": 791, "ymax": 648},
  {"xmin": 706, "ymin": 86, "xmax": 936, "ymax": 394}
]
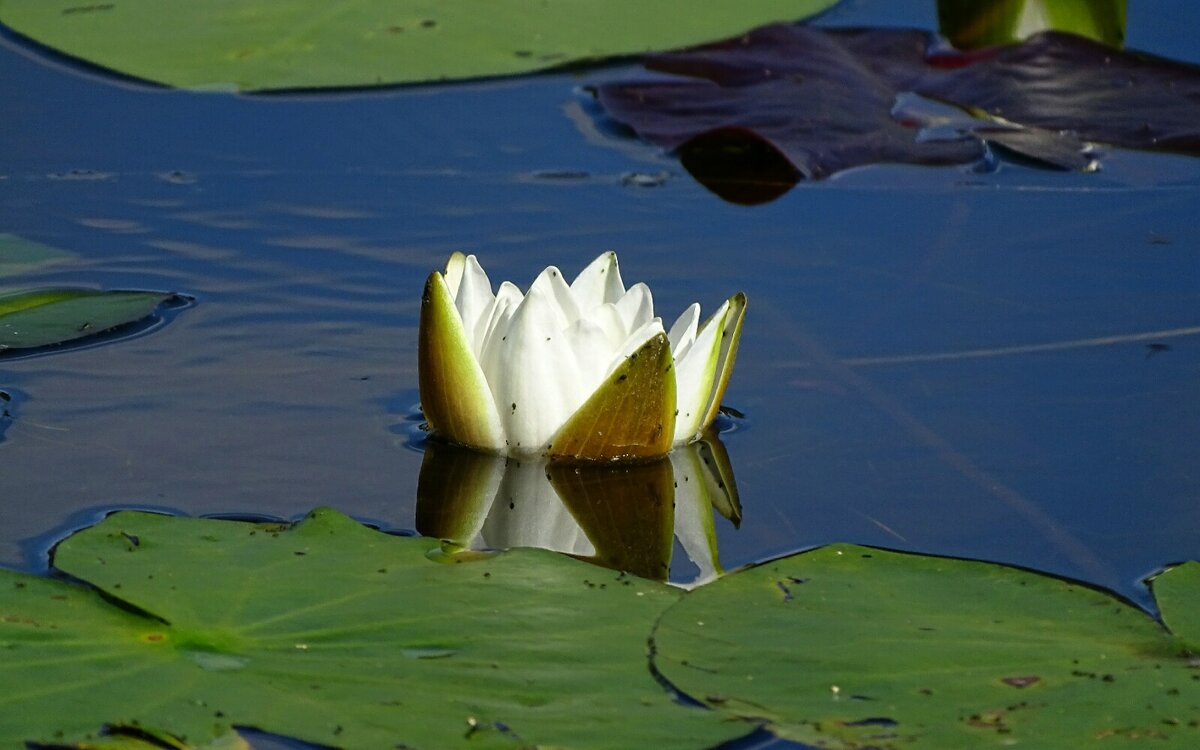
[
  {"xmin": 595, "ymin": 25, "xmax": 1200, "ymax": 197},
  {"xmin": 0, "ymin": 509, "xmax": 744, "ymax": 750},
  {"xmin": 656, "ymin": 544, "xmax": 1200, "ymax": 747},
  {"xmin": 0, "ymin": 288, "xmax": 182, "ymax": 351},
  {"xmin": 0, "ymin": 0, "xmax": 839, "ymax": 91}
]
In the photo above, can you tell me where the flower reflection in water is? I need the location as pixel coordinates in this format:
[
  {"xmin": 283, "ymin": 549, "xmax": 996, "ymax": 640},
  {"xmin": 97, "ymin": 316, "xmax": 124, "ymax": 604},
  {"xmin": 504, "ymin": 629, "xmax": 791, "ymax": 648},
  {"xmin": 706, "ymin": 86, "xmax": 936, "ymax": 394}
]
[{"xmin": 416, "ymin": 432, "xmax": 740, "ymax": 586}]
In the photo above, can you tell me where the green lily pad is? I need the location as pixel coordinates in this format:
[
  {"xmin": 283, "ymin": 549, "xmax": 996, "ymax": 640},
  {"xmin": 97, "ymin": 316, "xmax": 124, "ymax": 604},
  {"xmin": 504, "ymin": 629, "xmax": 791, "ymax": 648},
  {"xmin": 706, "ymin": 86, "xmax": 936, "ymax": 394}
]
[
  {"xmin": 0, "ymin": 288, "xmax": 181, "ymax": 351},
  {"xmin": 1152, "ymin": 561, "xmax": 1200, "ymax": 653},
  {"xmin": 0, "ymin": 509, "xmax": 744, "ymax": 749},
  {"xmin": 0, "ymin": 0, "xmax": 839, "ymax": 92},
  {"xmin": 654, "ymin": 544, "xmax": 1200, "ymax": 748}
]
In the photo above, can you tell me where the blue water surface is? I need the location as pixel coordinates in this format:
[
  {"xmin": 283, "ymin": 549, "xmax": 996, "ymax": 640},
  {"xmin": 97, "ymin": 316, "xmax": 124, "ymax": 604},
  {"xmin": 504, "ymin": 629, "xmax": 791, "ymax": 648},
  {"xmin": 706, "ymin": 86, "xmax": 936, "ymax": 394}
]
[{"xmin": 1, "ymin": 0, "xmax": 1198, "ymax": 622}]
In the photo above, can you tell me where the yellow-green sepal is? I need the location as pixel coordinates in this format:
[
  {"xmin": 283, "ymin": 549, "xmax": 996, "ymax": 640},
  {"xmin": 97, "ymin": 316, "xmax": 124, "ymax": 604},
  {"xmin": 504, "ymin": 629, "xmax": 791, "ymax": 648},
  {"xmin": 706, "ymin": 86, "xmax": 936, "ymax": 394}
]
[
  {"xmin": 418, "ymin": 270, "xmax": 505, "ymax": 452},
  {"xmin": 549, "ymin": 332, "xmax": 676, "ymax": 462},
  {"xmin": 699, "ymin": 292, "xmax": 747, "ymax": 433}
]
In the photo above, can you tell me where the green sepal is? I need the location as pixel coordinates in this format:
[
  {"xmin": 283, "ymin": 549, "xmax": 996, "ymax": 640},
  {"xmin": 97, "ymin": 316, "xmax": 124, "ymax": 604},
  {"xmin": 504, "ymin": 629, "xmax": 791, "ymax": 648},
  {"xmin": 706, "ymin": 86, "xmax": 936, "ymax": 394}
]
[
  {"xmin": 698, "ymin": 292, "xmax": 746, "ymax": 434},
  {"xmin": 417, "ymin": 271, "xmax": 505, "ymax": 451},
  {"xmin": 549, "ymin": 332, "xmax": 676, "ymax": 462}
]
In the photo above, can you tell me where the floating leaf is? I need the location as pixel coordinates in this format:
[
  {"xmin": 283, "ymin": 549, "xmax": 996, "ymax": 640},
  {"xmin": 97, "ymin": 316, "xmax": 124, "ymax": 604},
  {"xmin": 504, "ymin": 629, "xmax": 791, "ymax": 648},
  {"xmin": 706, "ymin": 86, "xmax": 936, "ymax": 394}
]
[
  {"xmin": 1152, "ymin": 561, "xmax": 1200, "ymax": 653},
  {"xmin": 0, "ymin": 509, "xmax": 745, "ymax": 749},
  {"xmin": 0, "ymin": 0, "xmax": 838, "ymax": 91},
  {"xmin": 594, "ymin": 25, "xmax": 1200, "ymax": 199},
  {"xmin": 655, "ymin": 544, "xmax": 1200, "ymax": 747},
  {"xmin": 0, "ymin": 288, "xmax": 182, "ymax": 351}
]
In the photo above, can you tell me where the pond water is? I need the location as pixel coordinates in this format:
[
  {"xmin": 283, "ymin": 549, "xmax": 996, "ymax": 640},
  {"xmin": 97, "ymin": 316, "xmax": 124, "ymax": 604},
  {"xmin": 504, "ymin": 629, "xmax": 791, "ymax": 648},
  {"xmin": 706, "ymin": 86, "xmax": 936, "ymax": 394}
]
[{"xmin": 2, "ymin": 0, "xmax": 1199, "ymax": 630}]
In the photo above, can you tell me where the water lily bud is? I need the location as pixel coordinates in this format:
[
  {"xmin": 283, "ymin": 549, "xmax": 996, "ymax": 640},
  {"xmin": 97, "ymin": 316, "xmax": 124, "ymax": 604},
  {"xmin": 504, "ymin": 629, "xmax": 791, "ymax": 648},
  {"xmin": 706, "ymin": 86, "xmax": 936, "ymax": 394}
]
[{"xmin": 419, "ymin": 252, "xmax": 744, "ymax": 462}]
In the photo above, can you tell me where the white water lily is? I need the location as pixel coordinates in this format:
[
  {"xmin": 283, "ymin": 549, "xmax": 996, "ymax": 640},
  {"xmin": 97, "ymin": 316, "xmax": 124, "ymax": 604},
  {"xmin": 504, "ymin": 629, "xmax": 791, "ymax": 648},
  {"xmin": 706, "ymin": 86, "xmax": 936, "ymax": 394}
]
[{"xmin": 419, "ymin": 251, "xmax": 745, "ymax": 461}]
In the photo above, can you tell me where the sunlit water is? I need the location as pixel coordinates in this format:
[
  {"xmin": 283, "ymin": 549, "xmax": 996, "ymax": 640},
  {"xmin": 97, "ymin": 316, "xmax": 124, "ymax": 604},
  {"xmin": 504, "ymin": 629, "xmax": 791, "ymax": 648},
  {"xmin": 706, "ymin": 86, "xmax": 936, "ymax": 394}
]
[{"xmin": 2, "ymin": 0, "xmax": 1199, "ymax": 636}]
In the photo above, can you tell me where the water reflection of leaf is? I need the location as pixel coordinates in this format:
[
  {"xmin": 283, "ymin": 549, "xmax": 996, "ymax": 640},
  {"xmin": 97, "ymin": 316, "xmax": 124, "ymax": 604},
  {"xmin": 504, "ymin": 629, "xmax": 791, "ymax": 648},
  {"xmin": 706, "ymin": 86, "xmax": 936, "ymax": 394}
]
[
  {"xmin": 0, "ymin": 233, "xmax": 74, "ymax": 278},
  {"xmin": 594, "ymin": 25, "xmax": 1200, "ymax": 202},
  {"xmin": 416, "ymin": 433, "xmax": 741, "ymax": 584}
]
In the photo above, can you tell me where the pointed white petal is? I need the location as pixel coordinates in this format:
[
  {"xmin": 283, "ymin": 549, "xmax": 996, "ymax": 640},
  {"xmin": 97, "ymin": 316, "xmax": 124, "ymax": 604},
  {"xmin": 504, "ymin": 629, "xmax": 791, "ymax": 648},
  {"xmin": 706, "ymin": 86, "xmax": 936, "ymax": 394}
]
[
  {"xmin": 564, "ymin": 317, "xmax": 621, "ymax": 401},
  {"xmin": 489, "ymin": 286, "xmax": 587, "ymax": 453},
  {"xmin": 474, "ymin": 281, "xmax": 521, "ymax": 359},
  {"xmin": 667, "ymin": 303, "xmax": 700, "ymax": 361},
  {"xmin": 570, "ymin": 251, "xmax": 625, "ymax": 310},
  {"xmin": 454, "ymin": 255, "xmax": 495, "ymax": 353},
  {"xmin": 615, "ymin": 317, "xmax": 665, "ymax": 370},
  {"xmin": 443, "ymin": 251, "xmax": 466, "ymax": 298},
  {"xmin": 580, "ymin": 302, "xmax": 628, "ymax": 349},
  {"xmin": 529, "ymin": 265, "xmax": 581, "ymax": 328},
  {"xmin": 672, "ymin": 300, "xmax": 729, "ymax": 444},
  {"xmin": 613, "ymin": 282, "xmax": 655, "ymax": 336}
]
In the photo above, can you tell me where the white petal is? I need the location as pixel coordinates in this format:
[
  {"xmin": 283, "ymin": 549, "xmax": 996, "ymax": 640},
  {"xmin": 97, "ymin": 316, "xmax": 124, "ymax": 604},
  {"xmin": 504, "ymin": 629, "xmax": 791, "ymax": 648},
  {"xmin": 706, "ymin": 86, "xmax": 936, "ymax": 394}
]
[
  {"xmin": 454, "ymin": 255, "xmax": 495, "ymax": 354},
  {"xmin": 529, "ymin": 265, "xmax": 580, "ymax": 328},
  {"xmin": 443, "ymin": 251, "xmax": 466, "ymax": 298},
  {"xmin": 564, "ymin": 317, "xmax": 622, "ymax": 401},
  {"xmin": 672, "ymin": 300, "xmax": 729, "ymax": 444},
  {"xmin": 580, "ymin": 302, "xmax": 628, "ymax": 349},
  {"xmin": 570, "ymin": 251, "xmax": 625, "ymax": 310},
  {"xmin": 474, "ymin": 280, "xmax": 520, "ymax": 356},
  {"xmin": 613, "ymin": 282, "xmax": 655, "ymax": 337},
  {"xmin": 488, "ymin": 286, "xmax": 588, "ymax": 453},
  {"xmin": 613, "ymin": 317, "xmax": 665, "ymax": 374},
  {"xmin": 667, "ymin": 303, "xmax": 700, "ymax": 361}
]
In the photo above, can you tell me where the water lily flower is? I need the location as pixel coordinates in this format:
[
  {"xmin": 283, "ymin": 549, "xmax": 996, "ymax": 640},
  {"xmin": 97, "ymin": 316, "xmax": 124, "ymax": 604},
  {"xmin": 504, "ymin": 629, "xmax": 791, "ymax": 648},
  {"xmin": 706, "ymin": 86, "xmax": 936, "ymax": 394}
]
[{"xmin": 419, "ymin": 251, "xmax": 745, "ymax": 461}]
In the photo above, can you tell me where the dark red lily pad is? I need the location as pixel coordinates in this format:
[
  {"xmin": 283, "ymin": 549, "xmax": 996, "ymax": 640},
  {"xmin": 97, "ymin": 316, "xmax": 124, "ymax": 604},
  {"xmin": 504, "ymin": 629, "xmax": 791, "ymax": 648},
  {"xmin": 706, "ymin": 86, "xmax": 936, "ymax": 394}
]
[{"xmin": 594, "ymin": 25, "xmax": 1200, "ymax": 200}]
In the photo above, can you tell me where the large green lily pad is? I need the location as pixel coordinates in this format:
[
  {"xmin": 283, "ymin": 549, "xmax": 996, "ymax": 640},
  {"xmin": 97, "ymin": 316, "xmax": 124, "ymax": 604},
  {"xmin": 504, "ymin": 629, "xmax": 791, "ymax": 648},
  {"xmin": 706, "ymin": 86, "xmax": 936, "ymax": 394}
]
[
  {"xmin": 0, "ymin": 509, "xmax": 744, "ymax": 749},
  {"xmin": 1153, "ymin": 561, "xmax": 1200, "ymax": 653},
  {"xmin": 654, "ymin": 544, "xmax": 1200, "ymax": 748},
  {"xmin": 0, "ymin": 288, "xmax": 182, "ymax": 351},
  {"xmin": 0, "ymin": 0, "xmax": 838, "ymax": 91}
]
